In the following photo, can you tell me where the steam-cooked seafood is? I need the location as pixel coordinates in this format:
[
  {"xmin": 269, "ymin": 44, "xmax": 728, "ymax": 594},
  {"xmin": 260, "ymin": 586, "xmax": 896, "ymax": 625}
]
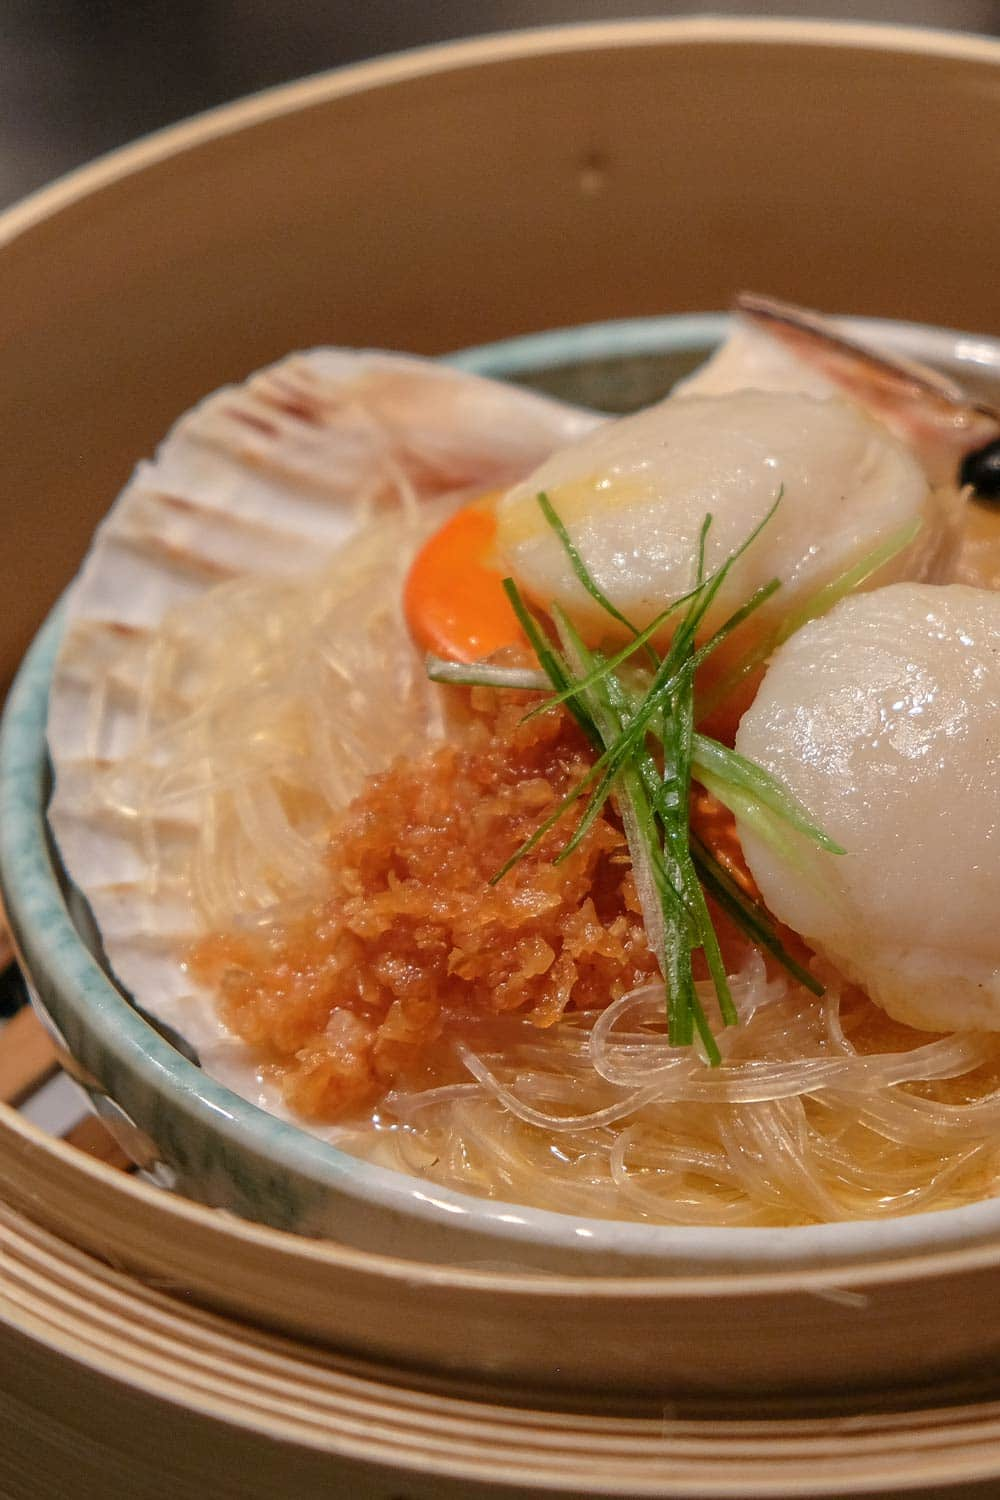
[
  {"xmin": 496, "ymin": 296, "xmax": 1000, "ymax": 661},
  {"xmin": 497, "ymin": 388, "xmax": 945, "ymax": 651},
  {"xmin": 735, "ymin": 582, "xmax": 1000, "ymax": 1034}
]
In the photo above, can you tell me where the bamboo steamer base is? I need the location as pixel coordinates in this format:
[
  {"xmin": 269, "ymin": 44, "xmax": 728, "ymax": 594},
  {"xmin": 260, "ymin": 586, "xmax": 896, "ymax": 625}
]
[
  {"xmin": 4, "ymin": 1009, "xmax": 1000, "ymax": 1497},
  {"xmin": 6, "ymin": 1196, "xmax": 1000, "ymax": 1500}
]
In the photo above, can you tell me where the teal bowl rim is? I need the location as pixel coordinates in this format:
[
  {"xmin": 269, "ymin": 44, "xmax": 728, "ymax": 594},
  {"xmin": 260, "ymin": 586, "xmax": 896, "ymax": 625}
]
[{"xmin": 6, "ymin": 310, "xmax": 1000, "ymax": 1273}]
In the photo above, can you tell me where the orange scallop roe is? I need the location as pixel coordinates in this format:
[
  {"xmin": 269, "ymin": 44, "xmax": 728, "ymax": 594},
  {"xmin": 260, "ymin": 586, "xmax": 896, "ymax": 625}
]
[{"xmin": 191, "ymin": 691, "xmax": 670, "ymax": 1121}]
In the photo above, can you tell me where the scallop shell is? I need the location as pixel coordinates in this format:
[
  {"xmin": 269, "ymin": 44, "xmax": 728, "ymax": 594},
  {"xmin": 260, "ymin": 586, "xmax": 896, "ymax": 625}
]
[{"xmin": 46, "ymin": 349, "xmax": 600, "ymax": 1115}]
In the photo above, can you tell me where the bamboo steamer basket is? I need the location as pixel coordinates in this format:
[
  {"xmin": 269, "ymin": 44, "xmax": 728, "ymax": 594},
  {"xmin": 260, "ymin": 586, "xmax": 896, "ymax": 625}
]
[
  {"xmin": 7, "ymin": 1085, "xmax": 1000, "ymax": 1500},
  {"xmin": 3, "ymin": 17, "xmax": 1000, "ymax": 1497}
]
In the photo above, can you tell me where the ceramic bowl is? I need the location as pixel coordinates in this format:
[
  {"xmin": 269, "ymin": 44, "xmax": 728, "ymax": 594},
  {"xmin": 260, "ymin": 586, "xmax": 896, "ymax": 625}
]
[{"xmin": 5, "ymin": 306, "xmax": 1000, "ymax": 1274}]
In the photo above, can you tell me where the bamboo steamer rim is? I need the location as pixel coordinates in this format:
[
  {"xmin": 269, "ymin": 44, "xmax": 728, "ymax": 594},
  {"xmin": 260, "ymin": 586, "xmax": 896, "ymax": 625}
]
[
  {"xmin": 7, "ymin": 1183, "xmax": 1000, "ymax": 1497},
  {"xmin": 2, "ymin": 15, "xmax": 1000, "ymax": 258}
]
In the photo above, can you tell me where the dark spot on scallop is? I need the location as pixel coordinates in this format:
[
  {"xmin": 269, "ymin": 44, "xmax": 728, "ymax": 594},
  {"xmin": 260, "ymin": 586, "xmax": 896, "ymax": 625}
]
[{"xmin": 961, "ymin": 438, "xmax": 1000, "ymax": 503}]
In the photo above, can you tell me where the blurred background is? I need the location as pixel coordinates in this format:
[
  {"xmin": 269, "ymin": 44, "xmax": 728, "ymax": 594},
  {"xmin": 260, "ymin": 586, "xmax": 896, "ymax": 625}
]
[{"xmin": 3, "ymin": 0, "xmax": 1000, "ymax": 210}]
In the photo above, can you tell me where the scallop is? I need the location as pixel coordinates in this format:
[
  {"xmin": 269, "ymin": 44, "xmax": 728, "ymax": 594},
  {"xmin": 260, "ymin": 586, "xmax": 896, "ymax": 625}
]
[
  {"xmin": 734, "ymin": 583, "xmax": 1000, "ymax": 1032},
  {"xmin": 496, "ymin": 387, "xmax": 953, "ymax": 649}
]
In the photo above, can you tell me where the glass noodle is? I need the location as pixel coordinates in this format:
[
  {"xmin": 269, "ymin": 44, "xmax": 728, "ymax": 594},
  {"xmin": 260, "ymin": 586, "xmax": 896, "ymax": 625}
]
[
  {"xmin": 106, "ymin": 491, "xmax": 456, "ymax": 931},
  {"xmin": 351, "ymin": 956, "xmax": 1000, "ymax": 1225}
]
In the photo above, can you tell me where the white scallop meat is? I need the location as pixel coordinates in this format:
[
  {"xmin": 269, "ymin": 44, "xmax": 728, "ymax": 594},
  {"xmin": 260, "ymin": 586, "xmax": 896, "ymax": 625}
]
[
  {"xmin": 497, "ymin": 387, "xmax": 954, "ymax": 649},
  {"xmin": 734, "ymin": 583, "xmax": 1000, "ymax": 1032}
]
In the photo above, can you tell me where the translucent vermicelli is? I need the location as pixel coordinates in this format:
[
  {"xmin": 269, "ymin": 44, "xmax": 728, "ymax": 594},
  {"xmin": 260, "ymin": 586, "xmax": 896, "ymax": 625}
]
[
  {"xmin": 102, "ymin": 498, "xmax": 455, "ymax": 932},
  {"xmin": 357, "ymin": 962, "xmax": 1000, "ymax": 1225}
]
